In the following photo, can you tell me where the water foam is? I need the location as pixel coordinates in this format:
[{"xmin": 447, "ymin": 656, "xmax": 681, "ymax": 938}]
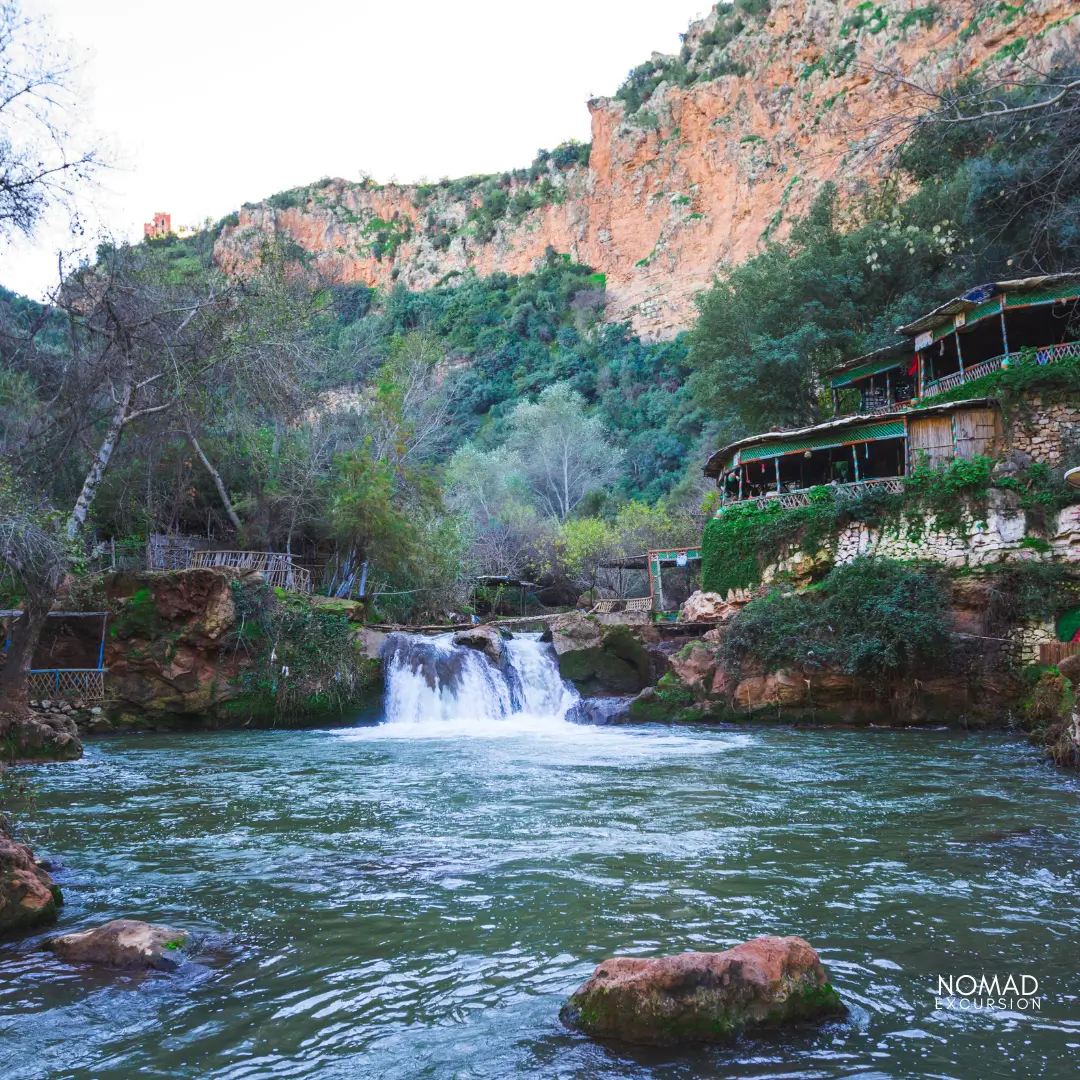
[{"xmin": 376, "ymin": 631, "xmax": 579, "ymax": 736}]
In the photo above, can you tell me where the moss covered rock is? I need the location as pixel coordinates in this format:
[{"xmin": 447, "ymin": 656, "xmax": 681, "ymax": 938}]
[
  {"xmin": 560, "ymin": 935, "xmax": 846, "ymax": 1046},
  {"xmin": 551, "ymin": 614, "xmax": 651, "ymax": 694}
]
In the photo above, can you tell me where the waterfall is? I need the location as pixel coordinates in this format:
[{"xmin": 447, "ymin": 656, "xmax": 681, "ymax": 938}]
[{"xmin": 382, "ymin": 631, "xmax": 579, "ymax": 730}]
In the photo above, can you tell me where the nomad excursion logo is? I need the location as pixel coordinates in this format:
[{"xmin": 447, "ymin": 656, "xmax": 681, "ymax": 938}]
[{"xmin": 935, "ymin": 974, "xmax": 1043, "ymax": 1011}]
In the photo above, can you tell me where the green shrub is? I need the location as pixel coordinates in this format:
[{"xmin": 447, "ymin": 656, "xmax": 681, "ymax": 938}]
[
  {"xmin": 986, "ymin": 562, "xmax": 1080, "ymax": 635},
  {"xmin": 720, "ymin": 558, "xmax": 951, "ymax": 680},
  {"xmin": 227, "ymin": 581, "xmax": 375, "ymax": 719}
]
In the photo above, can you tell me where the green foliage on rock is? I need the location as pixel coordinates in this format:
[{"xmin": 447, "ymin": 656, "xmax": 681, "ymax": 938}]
[
  {"xmin": 701, "ymin": 453, "xmax": 1080, "ymax": 597},
  {"xmin": 720, "ymin": 558, "xmax": 951, "ymax": 680},
  {"xmin": 226, "ymin": 580, "xmax": 378, "ymax": 720}
]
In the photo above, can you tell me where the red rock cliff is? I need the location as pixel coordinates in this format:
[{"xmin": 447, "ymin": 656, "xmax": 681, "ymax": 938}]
[{"xmin": 215, "ymin": 0, "xmax": 1079, "ymax": 338}]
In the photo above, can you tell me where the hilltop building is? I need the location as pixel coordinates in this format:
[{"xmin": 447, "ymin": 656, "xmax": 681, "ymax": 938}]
[{"xmin": 143, "ymin": 212, "xmax": 172, "ymax": 239}]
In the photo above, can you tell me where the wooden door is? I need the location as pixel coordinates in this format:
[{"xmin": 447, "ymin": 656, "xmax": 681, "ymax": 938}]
[
  {"xmin": 953, "ymin": 407, "xmax": 1002, "ymax": 460},
  {"xmin": 908, "ymin": 415, "xmax": 955, "ymax": 468}
]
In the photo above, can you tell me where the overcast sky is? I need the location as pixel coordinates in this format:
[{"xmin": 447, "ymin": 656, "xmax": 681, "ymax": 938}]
[{"xmin": 2, "ymin": 0, "xmax": 707, "ymax": 298}]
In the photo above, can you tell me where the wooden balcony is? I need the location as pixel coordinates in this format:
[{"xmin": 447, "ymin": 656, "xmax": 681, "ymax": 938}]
[{"xmin": 922, "ymin": 341, "xmax": 1080, "ymax": 399}]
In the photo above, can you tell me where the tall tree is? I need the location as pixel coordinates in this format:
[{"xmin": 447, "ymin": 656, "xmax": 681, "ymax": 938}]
[
  {"xmin": 0, "ymin": 472, "xmax": 67, "ymax": 721},
  {"xmin": 505, "ymin": 382, "xmax": 622, "ymax": 520},
  {"xmin": 0, "ymin": 1, "xmax": 100, "ymax": 241}
]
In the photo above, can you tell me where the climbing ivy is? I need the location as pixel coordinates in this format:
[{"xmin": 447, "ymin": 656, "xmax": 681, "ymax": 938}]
[{"xmin": 699, "ymin": 453, "xmax": 1070, "ymax": 596}]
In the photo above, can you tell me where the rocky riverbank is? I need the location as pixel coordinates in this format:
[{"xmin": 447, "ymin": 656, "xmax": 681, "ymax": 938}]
[{"xmin": 13, "ymin": 559, "xmax": 1079, "ymax": 774}]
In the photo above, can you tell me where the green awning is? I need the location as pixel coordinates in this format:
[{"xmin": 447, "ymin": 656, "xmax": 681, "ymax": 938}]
[
  {"xmin": 1005, "ymin": 283, "xmax": 1080, "ymax": 307},
  {"xmin": 966, "ymin": 295, "xmax": 1002, "ymax": 323},
  {"xmin": 740, "ymin": 419, "xmax": 905, "ymax": 462},
  {"xmin": 829, "ymin": 355, "xmax": 906, "ymax": 388}
]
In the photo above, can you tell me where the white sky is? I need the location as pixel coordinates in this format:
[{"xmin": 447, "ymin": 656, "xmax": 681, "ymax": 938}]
[{"xmin": 2, "ymin": 0, "xmax": 707, "ymax": 299}]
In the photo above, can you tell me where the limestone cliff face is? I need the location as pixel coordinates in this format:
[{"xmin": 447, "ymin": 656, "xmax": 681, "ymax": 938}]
[{"xmin": 215, "ymin": 0, "xmax": 1079, "ymax": 338}]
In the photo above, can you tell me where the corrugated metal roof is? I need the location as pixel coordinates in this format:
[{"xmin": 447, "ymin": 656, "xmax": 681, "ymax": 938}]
[
  {"xmin": 829, "ymin": 352, "xmax": 910, "ymax": 388},
  {"xmin": 702, "ymin": 398, "xmax": 998, "ymax": 477},
  {"xmin": 897, "ymin": 272, "xmax": 1080, "ymax": 336},
  {"xmin": 823, "ymin": 342, "xmax": 909, "ymax": 383},
  {"xmin": 740, "ymin": 419, "xmax": 906, "ymax": 461}
]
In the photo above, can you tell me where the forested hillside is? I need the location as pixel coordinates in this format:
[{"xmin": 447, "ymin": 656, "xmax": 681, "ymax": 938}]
[{"xmin": 1, "ymin": 1, "xmax": 1079, "ymax": 624}]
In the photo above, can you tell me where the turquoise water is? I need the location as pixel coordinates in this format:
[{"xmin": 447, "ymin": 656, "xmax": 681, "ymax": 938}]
[{"xmin": 2, "ymin": 721, "xmax": 1079, "ymax": 1078}]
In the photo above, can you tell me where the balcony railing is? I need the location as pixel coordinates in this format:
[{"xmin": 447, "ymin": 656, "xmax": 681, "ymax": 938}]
[
  {"xmin": 718, "ymin": 476, "xmax": 904, "ymax": 513},
  {"xmin": 868, "ymin": 398, "xmax": 913, "ymax": 414},
  {"xmin": 922, "ymin": 341, "xmax": 1080, "ymax": 399},
  {"xmin": 187, "ymin": 550, "xmax": 313, "ymax": 593}
]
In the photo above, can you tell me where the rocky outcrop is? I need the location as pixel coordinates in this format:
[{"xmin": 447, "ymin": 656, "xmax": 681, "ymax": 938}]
[
  {"xmin": 101, "ymin": 568, "xmax": 253, "ymax": 718},
  {"xmin": 48, "ymin": 919, "xmax": 188, "ymax": 972},
  {"xmin": 453, "ymin": 626, "xmax": 510, "ymax": 668},
  {"xmin": 679, "ymin": 590, "xmax": 749, "ymax": 623},
  {"xmin": 1, "ymin": 710, "xmax": 81, "ymax": 763},
  {"xmin": 0, "ymin": 834, "xmax": 62, "ymax": 935},
  {"xmin": 566, "ymin": 696, "xmax": 634, "ymax": 726},
  {"xmin": 560, "ymin": 936, "xmax": 845, "ymax": 1045},
  {"xmin": 623, "ymin": 618, "xmax": 1024, "ymax": 727},
  {"xmin": 214, "ymin": 1, "xmax": 1077, "ymax": 338},
  {"xmin": 551, "ymin": 613, "xmax": 651, "ymax": 694},
  {"xmin": 67, "ymin": 568, "xmax": 381, "ymax": 729}
]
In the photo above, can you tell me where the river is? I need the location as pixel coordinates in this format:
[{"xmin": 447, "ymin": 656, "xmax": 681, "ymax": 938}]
[{"xmin": 2, "ymin": 638, "xmax": 1079, "ymax": 1078}]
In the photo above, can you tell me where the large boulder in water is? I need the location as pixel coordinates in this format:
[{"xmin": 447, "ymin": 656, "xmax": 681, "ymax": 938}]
[
  {"xmin": 0, "ymin": 834, "xmax": 63, "ymax": 935},
  {"xmin": 48, "ymin": 919, "xmax": 188, "ymax": 971},
  {"xmin": 452, "ymin": 626, "xmax": 509, "ymax": 668},
  {"xmin": 551, "ymin": 613, "xmax": 651, "ymax": 695},
  {"xmin": 560, "ymin": 935, "xmax": 845, "ymax": 1046}
]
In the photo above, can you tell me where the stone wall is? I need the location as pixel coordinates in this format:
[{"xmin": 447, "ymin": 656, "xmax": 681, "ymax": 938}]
[
  {"xmin": 829, "ymin": 505, "xmax": 1080, "ymax": 571},
  {"xmin": 1009, "ymin": 395, "xmax": 1080, "ymax": 468}
]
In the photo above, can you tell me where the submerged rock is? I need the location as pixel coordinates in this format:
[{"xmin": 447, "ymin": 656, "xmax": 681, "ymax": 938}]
[
  {"xmin": 566, "ymin": 697, "xmax": 634, "ymax": 726},
  {"xmin": 560, "ymin": 935, "xmax": 845, "ymax": 1046},
  {"xmin": 48, "ymin": 919, "xmax": 189, "ymax": 972},
  {"xmin": 0, "ymin": 835, "xmax": 63, "ymax": 936}
]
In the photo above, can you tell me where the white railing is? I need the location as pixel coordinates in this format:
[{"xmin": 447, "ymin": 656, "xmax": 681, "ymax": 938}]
[
  {"xmin": 923, "ymin": 355, "xmax": 1005, "ymax": 397},
  {"xmin": 868, "ymin": 398, "xmax": 913, "ymax": 414},
  {"xmin": 187, "ymin": 550, "xmax": 313, "ymax": 593},
  {"xmin": 922, "ymin": 341, "xmax": 1080, "ymax": 399},
  {"xmin": 29, "ymin": 669, "xmax": 106, "ymax": 701},
  {"xmin": 719, "ymin": 476, "xmax": 904, "ymax": 513}
]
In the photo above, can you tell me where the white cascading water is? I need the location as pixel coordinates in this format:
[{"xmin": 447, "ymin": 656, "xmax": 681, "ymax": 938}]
[{"xmin": 382, "ymin": 631, "xmax": 579, "ymax": 731}]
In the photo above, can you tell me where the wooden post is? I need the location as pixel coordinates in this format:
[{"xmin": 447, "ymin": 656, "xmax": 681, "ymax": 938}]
[
  {"xmin": 955, "ymin": 330, "xmax": 964, "ymax": 375},
  {"xmin": 885, "ymin": 369, "xmax": 891, "ymax": 405},
  {"xmin": 774, "ymin": 457, "xmax": 781, "ymax": 493},
  {"xmin": 851, "ymin": 444, "xmax": 861, "ymax": 481},
  {"xmin": 917, "ymin": 350, "xmax": 924, "ymax": 398},
  {"xmin": 1000, "ymin": 303, "xmax": 1010, "ymax": 359},
  {"xmin": 831, "ymin": 388, "xmax": 839, "ymax": 416},
  {"xmin": 737, "ymin": 468, "xmax": 743, "ymax": 501}
]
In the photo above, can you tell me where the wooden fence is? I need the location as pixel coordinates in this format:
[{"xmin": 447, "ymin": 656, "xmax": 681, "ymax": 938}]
[
  {"xmin": 1039, "ymin": 641, "xmax": 1080, "ymax": 667},
  {"xmin": 187, "ymin": 550, "xmax": 313, "ymax": 593},
  {"xmin": 29, "ymin": 669, "xmax": 106, "ymax": 701}
]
